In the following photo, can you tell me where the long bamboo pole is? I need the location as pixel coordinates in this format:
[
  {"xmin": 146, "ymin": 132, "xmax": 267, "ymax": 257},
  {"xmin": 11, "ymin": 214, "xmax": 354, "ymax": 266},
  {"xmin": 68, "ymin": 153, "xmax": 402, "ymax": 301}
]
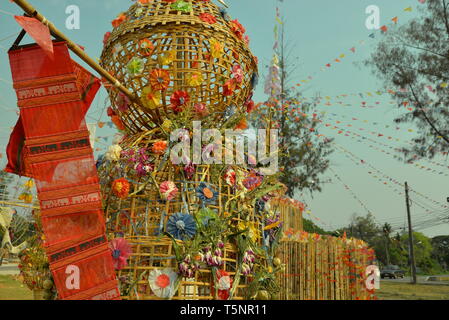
[{"xmin": 11, "ymin": 0, "xmax": 140, "ymax": 107}]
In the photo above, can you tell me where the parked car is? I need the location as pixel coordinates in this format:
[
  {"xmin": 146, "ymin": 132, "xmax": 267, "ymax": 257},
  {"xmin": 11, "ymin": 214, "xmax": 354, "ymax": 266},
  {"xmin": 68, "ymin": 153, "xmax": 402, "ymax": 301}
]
[{"xmin": 380, "ymin": 265, "xmax": 405, "ymax": 279}]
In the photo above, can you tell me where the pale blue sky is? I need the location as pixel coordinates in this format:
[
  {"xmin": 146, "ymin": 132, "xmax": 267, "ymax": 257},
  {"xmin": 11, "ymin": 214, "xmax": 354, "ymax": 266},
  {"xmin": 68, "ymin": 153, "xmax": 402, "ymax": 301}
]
[{"xmin": 0, "ymin": 0, "xmax": 447, "ymax": 237}]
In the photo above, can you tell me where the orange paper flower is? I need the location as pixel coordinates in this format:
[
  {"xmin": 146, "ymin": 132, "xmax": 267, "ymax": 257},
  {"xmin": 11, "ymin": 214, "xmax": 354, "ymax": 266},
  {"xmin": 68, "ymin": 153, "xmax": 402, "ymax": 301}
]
[
  {"xmin": 112, "ymin": 178, "xmax": 130, "ymax": 199},
  {"xmin": 112, "ymin": 13, "xmax": 127, "ymax": 28},
  {"xmin": 150, "ymin": 69, "xmax": 171, "ymax": 91},
  {"xmin": 152, "ymin": 140, "xmax": 168, "ymax": 155}
]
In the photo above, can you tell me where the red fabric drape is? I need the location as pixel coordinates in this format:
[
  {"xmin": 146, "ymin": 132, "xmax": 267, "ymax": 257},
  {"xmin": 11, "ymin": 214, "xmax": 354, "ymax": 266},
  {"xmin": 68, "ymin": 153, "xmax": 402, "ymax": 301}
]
[{"xmin": 7, "ymin": 41, "xmax": 120, "ymax": 300}]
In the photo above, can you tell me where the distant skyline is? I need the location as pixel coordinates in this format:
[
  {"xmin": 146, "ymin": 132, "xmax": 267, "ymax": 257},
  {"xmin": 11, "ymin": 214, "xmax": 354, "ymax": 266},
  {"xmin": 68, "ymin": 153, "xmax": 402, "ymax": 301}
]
[{"xmin": 0, "ymin": 0, "xmax": 447, "ymax": 237}]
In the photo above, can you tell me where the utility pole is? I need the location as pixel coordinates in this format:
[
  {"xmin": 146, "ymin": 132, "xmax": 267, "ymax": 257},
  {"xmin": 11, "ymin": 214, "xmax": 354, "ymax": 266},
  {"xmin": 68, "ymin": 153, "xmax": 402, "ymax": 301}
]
[{"xmin": 404, "ymin": 182, "xmax": 417, "ymax": 284}]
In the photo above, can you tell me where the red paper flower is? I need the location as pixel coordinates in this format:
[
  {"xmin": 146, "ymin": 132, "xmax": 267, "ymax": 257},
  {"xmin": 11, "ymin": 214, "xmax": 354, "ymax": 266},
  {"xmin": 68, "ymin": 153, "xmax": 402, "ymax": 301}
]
[
  {"xmin": 222, "ymin": 79, "xmax": 236, "ymax": 96},
  {"xmin": 112, "ymin": 13, "xmax": 127, "ymax": 28},
  {"xmin": 230, "ymin": 19, "xmax": 246, "ymax": 39},
  {"xmin": 212, "ymin": 269, "xmax": 233, "ymax": 300},
  {"xmin": 170, "ymin": 90, "xmax": 190, "ymax": 113},
  {"xmin": 199, "ymin": 13, "xmax": 217, "ymax": 24},
  {"xmin": 103, "ymin": 32, "xmax": 111, "ymax": 45},
  {"xmin": 112, "ymin": 178, "xmax": 130, "ymax": 199},
  {"xmin": 109, "ymin": 238, "xmax": 132, "ymax": 270}
]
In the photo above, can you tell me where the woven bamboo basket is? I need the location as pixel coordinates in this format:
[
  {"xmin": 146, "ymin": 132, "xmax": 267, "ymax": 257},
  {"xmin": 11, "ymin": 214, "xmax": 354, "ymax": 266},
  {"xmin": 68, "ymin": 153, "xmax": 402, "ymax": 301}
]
[
  {"xmin": 117, "ymin": 236, "xmax": 250, "ymax": 300},
  {"xmin": 100, "ymin": 0, "xmax": 258, "ymax": 133}
]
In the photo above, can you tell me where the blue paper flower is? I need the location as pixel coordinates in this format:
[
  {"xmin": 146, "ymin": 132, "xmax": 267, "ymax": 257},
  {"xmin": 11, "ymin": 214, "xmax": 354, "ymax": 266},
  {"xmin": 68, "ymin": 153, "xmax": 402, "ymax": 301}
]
[
  {"xmin": 196, "ymin": 182, "xmax": 218, "ymax": 205},
  {"xmin": 166, "ymin": 212, "xmax": 196, "ymax": 240}
]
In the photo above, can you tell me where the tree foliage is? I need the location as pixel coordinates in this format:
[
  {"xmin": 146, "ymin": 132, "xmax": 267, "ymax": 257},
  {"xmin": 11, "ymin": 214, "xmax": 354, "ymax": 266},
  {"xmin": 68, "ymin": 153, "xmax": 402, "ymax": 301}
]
[
  {"xmin": 252, "ymin": 22, "xmax": 333, "ymax": 197},
  {"xmin": 366, "ymin": 0, "xmax": 449, "ymax": 161},
  {"xmin": 337, "ymin": 213, "xmax": 445, "ymax": 273}
]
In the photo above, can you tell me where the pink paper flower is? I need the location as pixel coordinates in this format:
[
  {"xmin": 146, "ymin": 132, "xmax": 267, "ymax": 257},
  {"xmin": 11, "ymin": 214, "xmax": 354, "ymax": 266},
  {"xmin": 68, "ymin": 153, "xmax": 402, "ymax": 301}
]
[
  {"xmin": 109, "ymin": 238, "xmax": 132, "ymax": 270},
  {"xmin": 232, "ymin": 64, "xmax": 243, "ymax": 83},
  {"xmin": 159, "ymin": 181, "xmax": 179, "ymax": 201}
]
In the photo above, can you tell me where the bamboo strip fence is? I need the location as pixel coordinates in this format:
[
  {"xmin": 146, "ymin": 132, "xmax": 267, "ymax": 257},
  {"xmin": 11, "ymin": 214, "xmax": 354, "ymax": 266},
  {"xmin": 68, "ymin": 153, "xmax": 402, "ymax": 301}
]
[{"xmin": 277, "ymin": 233, "xmax": 376, "ymax": 300}]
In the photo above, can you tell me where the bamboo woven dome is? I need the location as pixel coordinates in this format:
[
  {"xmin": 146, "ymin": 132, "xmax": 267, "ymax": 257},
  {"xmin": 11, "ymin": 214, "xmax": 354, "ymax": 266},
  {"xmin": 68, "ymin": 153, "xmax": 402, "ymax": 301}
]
[{"xmin": 101, "ymin": 0, "xmax": 258, "ymax": 133}]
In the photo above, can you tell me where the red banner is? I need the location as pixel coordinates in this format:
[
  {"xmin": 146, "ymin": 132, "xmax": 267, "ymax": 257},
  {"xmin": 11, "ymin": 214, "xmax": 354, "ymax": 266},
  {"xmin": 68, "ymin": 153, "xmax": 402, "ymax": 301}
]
[{"xmin": 7, "ymin": 41, "xmax": 120, "ymax": 300}]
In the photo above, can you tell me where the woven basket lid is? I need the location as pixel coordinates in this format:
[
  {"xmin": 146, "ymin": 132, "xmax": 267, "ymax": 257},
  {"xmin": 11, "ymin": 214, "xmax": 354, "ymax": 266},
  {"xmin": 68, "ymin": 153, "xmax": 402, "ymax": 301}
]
[{"xmin": 101, "ymin": 0, "xmax": 259, "ymax": 134}]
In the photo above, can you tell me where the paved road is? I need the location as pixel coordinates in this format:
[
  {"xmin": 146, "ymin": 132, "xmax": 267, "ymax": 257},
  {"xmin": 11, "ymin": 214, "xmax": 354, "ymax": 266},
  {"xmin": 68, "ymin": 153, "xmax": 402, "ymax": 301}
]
[
  {"xmin": 381, "ymin": 275, "xmax": 449, "ymax": 286},
  {"xmin": 0, "ymin": 263, "xmax": 20, "ymax": 275}
]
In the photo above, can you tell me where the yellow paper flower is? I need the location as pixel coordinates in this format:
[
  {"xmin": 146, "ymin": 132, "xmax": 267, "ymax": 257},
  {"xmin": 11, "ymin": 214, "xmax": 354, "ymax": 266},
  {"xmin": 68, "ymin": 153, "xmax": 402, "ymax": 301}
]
[
  {"xmin": 187, "ymin": 71, "xmax": 203, "ymax": 86},
  {"xmin": 210, "ymin": 39, "xmax": 223, "ymax": 59},
  {"xmin": 237, "ymin": 221, "xmax": 260, "ymax": 243},
  {"xmin": 142, "ymin": 86, "xmax": 162, "ymax": 109},
  {"xmin": 161, "ymin": 119, "xmax": 173, "ymax": 132},
  {"xmin": 24, "ymin": 179, "xmax": 34, "ymax": 189},
  {"xmin": 158, "ymin": 50, "xmax": 176, "ymax": 65}
]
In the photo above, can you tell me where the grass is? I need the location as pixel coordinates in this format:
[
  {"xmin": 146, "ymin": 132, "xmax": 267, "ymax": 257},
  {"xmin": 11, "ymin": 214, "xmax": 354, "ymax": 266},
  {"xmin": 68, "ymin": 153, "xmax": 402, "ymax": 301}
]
[
  {"xmin": 0, "ymin": 275, "xmax": 33, "ymax": 300},
  {"xmin": 376, "ymin": 282, "xmax": 449, "ymax": 300}
]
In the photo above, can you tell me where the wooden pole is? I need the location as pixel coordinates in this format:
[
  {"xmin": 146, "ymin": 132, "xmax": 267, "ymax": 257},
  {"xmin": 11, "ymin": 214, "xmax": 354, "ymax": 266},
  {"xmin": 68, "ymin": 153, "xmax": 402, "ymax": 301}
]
[
  {"xmin": 11, "ymin": 0, "xmax": 140, "ymax": 106},
  {"xmin": 404, "ymin": 182, "xmax": 417, "ymax": 284}
]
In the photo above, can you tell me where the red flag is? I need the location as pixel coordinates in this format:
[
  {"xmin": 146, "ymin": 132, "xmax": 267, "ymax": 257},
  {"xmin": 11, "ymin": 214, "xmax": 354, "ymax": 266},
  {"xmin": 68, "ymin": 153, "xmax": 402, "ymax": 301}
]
[
  {"xmin": 4, "ymin": 117, "xmax": 28, "ymax": 176},
  {"xmin": 14, "ymin": 16, "xmax": 53, "ymax": 57}
]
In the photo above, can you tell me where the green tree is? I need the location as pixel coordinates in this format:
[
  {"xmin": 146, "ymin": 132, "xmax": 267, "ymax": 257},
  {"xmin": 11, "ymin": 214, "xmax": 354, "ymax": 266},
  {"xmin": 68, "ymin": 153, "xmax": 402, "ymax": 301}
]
[
  {"xmin": 431, "ymin": 235, "xmax": 449, "ymax": 271},
  {"xmin": 302, "ymin": 218, "xmax": 329, "ymax": 235},
  {"xmin": 382, "ymin": 223, "xmax": 393, "ymax": 266},
  {"xmin": 366, "ymin": 0, "xmax": 449, "ymax": 161},
  {"xmin": 252, "ymin": 20, "xmax": 333, "ymax": 197},
  {"xmin": 401, "ymin": 232, "xmax": 443, "ymax": 274}
]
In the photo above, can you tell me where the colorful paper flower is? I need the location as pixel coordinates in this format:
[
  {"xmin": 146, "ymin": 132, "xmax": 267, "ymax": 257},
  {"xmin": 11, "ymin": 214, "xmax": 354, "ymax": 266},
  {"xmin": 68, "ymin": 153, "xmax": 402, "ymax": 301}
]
[
  {"xmin": 223, "ymin": 79, "xmax": 236, "ymax": 96},
  {"xmin": 187, "ymin": 72, "xmax": 203, "ymax": 86},
  {"xmin": 237, "ymin": 221, "xmax": 260, "ymax": 243},
  {"xmin": 196, "ymin": 182, "xmax": 218, "ymax": 205},
  {"xmin": 158, "ymin": 50, "xmax": 176, "ymax": 65},
  {"xmin": 184, "ymin": 162, "xmax": 195, "ymax": 179},
  {"xmin": 116, "ymin": 92, "xmax": 130, "ymax": 112},
  {"xmin": 112, "ymin": 13, "xmax": 127, "ymax": 28},
  {"xmin": 223, "ymin": 168, "xmax": 236, "ymax": 186},
  {"xmin": 242, "ymin": 171, "xmax": 263, "ymax": 191},
  {"xmin": 194, "ymin": 103, "xmax": 209, "ymax": 116},
  {"xmin": 105, "ymin": 144, "xmax": 122, "ymax": 161},
  {"xmin": 159, "ymin": 181, "xmax": 179, "ymax": 201},
  {"xmin": 127, "ymin": 57, "xmax": 144, "ymax": 76},
  {"xmin": 112, "ymin": 178, "xmax": 131, "ymax": 199},
  {"xmin": 111, "ymin": 115, "xmax": 126, "ymax": 131},
  {"xmin": 199, "ymin": 12, "xmax": 217, "ymax": 24},
  {"xmin": 150, "ymin": 69, "xmax": 171, "ymax": 91},
  {"xmin": 166, "ymin": 212, "xmax": 197, "ymax": 240},
  {"xmin": 103, "ymin": 32, "xmax": 111, "ymax": 46},
  {"xmin": 142, "ymin": 86, "xmax": 162, "ymax": 109},
  {"xmin": 209, "ymin": 39, "xmax": 223, "ymax": 59},
  {"xmin": 112, "ymin": 43, "xmax": 123, "ymax": 59},
  {"xmin": 18, "ymin": 193, "xmax": 33, "ymax": 204},
  {"xmin": 235, "ymin": 118, "xmax": 248, "ymax": 130},
  {"xmin": 230, "ymin": 19, "xmax": 246, "ymax": 39},
  {"xmin": 139, "ymin": 38, "xmax": 155, "ymax": 57},
  {"xmin": 170, "ymin": 0, "xmax": 192, "ymax": 12},
  {"xmin": 109, "ymin": 238, "xmax": 131, "ymax": 270},
  {"xmin": 170, "ymin": 90, "xmax": 190, "ymax": 113},
  {"xmin": 152, "ymin": 140, "xmax": 168, "ymax": 155},
  {"xmin": 232, "ymin": 64, "xmax": 243, "ymax": 83},
  {"xmin": 148, "ymin": 269, "xmax": 178, "ymax": 299},
  {"xmin": 215, "ymin": 269, "xmax": 232, "ymax": 300}
]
